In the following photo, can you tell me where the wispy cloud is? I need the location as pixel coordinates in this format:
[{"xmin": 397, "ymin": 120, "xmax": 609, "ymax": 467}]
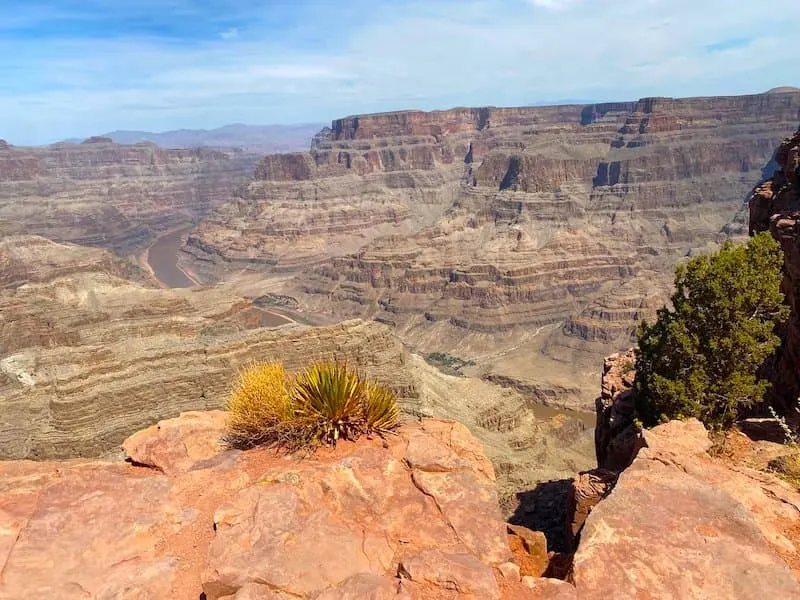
[
  {"xmin": 1, "ymin": 0, "xmax": 799, "ymax": 145},
  {"xmin": 219, "ymin": 27, "xmax": 239, "ymax": 40}
]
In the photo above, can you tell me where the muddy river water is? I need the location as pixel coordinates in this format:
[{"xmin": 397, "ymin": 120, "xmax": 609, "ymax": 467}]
[{"xmin": 147, "ymin": 227, "xmax": 196, "ymax": 289}]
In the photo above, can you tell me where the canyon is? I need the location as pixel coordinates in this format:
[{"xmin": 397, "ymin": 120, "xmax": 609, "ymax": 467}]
[
  {"xmin": 0, "ymin": 137, "xmax": 258, "ymax": 256},
  {"xmin": 184, "ymin": 91, "xmax": 800, "ymax": 409},
  {"xmin": 0, "ymin": 234, "xmax": 594, "ymax": 513}
]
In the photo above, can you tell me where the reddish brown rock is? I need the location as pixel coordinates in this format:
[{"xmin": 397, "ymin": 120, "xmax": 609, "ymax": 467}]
[
  {"xmin": 507, "ymin": 525, "xmax": 549, "ymax": 577},
  {"xmin": 0, "ymin": 414, "xmax": 517, "ymax": 600},
  {"xmin": 594, "ymin": 350, "xmax": 643, "ymax": 471},
  {"xmin": 122, "ymin": 410, "xmax": 230, "ymax": 474},
  {"xmin": 566, "ymin": 469, "xmax": 617, "ymax": 546},
  {"xmin": 573, "ymin": 419, "xmax": 800, "ymax": 599},
  {"xmin": 750, "ymin": 127, "xmax": 800, "ymax": 411},
  {"xmin": 399, "ymin": 550, "xmax": 500, "ymax": 599},
  {"xmin": 521, "ymin": 578, "xmax": 577, "ymax": 600}
]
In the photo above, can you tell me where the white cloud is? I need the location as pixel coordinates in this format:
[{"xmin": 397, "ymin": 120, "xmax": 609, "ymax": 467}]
[{"xmin": 219, "ymin": 27, "xmax": 239, "ymax": 40}]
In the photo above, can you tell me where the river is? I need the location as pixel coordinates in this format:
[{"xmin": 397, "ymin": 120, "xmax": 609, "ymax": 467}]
[
  {"xmin": 146, "ymin": 228, "xmax": 294, "ymax": 328},
  {"xmin": 147, "ymin": 227, "xmax": 196, "ymax": 289}
]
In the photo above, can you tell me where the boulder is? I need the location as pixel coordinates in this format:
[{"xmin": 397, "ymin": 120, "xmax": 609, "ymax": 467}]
[
  {"xmin": 507, "ymin": 525, "xmax": 549, "ymax": 577},
  {"xmin": 573, "ymin": 419, "xmax": 800, "ymax": 599},
  {"xmin": 122, "ymin": 410, "xmax": 230, "ymax": 475}
]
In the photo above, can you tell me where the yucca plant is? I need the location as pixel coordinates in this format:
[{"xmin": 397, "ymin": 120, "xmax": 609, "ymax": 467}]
[
  {"xmin": 224, "ymin": 360, "xmax": 403, "ymax": 450},
  {"xmin": 225, "ymin": 362, "xmax": 294, "ymax": 448},
  {"xmin": 293, "ymin": 362, "xmax": 368, "ymax": 444},
  {"xmin": 365, "ymin": 384, "xmax": 401, "ymax": 433}
]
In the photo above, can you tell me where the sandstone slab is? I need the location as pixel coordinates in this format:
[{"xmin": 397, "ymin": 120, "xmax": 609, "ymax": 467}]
[
  {"xmin": 573, "ymin": 420, "xmax": 800, "ymax": 599},
  {"xmin": 0, "ymin": 415, "xmax": 519, "ymax": 600}
]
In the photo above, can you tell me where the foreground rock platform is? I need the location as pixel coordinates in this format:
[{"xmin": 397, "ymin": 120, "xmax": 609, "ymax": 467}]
[
  {"xmin": 573, "ymin": 419, "xmax": 800, "ymax": 599},
  {"xmin": 0, "ymin": 413, "xmax": 560, "ymax": 599}
]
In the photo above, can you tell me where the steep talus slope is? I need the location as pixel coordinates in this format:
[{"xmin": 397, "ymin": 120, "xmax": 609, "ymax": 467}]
[
  {"xmin": 750, "ymin": 127, "xmax": 800, "ymax": 409},
  {"xmin": 188, "ymin": 92, "xmax": 800, "ymax": 407},
  {"xmin": 0, "ymin": 138, "xmax": 258, "ymax": 255}
]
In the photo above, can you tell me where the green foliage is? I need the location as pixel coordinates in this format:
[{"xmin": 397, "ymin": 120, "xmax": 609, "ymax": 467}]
[
  {"xmin": 426, "ymin": 352, "xmax": 477, "ymax": 372},
  {"xmin": 224, "ymin": 361, "xmax": 402, "ymax": 450},
  {"xmin": 634, "ymin": 232, "xmax": 789, "ymax": 430}
]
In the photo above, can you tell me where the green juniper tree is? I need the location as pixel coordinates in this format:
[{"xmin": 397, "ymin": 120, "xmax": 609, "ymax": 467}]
[{"xmin": 635, "ymin": 232, "xmax": 789, "ymax": 430}]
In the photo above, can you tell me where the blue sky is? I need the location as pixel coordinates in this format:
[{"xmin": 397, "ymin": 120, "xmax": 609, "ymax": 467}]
[{"xmin": 2, "ymin": 0, "xmax": 799, "ymax": 145}]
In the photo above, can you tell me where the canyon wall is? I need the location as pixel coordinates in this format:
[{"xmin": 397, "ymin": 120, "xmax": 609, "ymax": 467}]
[
  {"xmin": 0, "ymin": 138, "xmax": 257, "ymax": 255},
  {"xmin": 188, "ymin": 92, "xmax": 800, "ymax": 406},
  {"xmin": 0, "ymin": 236, "xmax": 416, "ymax": 459}
]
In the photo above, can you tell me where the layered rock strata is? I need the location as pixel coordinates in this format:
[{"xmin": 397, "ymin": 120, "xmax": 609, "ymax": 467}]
[
  {"xmin": 0, "ymin": 235, "xmax": 595, "ymax": 514},
  {"xmin": 0, "ymin": 236, "xmax": 415, "ymax": 459},
  {"xmin": 750, "ymin": 127, "xmax": 800, "ymax": 410},
  {"xmin": 0, "ymin": 139, "xmax": 257, "ymax": 255},
  {"xmin": 191, "ymin": 93, "xmax": 800, "ymax": 406}
]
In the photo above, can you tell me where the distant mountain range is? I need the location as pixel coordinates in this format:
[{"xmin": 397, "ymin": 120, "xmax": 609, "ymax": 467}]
[{"xmin": 63, "ymin": 123, "xmax": 325, "ymax": 153}]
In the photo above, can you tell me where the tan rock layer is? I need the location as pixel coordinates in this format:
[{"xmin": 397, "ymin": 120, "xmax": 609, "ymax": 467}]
[
  {"xmin": 0, "ymin": 140, "xmax": 258, "ymax": 255},
  {"xmin": 189, "ymin": 93, "xmax": 800, "ymax": 407}
]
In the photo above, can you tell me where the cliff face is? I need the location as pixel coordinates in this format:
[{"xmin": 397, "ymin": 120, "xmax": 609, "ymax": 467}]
[
  {"xmin": 0, "ymin": 140, "xmax": 257, "ymax": 255},
  {"xmin": 189, "ymin": 92, "xmax": 800, "ymax": 407},
  {"xmin": 750, "ymin": 128, "xmax": 800, "ymax": 409}
]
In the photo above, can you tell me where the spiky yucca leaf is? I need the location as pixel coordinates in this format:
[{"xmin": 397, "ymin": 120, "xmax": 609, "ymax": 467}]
[
  {"xmin": 293, "ymin": 362, "xmax": 367, "ymax": 444},
  {"xmin": 225, "ymin": 362, "xmax": 294, "ymax": 447},
  {"xmin": 365, "ymin": 384, "xmax": 401, "ymax": 432}
]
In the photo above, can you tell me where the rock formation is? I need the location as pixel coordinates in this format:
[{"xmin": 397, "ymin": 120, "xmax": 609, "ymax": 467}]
[
  {"xmin": 0, "ymin": 236, "xmax": 416, "ymax": 459},
  {"xmin": 0, "ymin": 139, "xmax": 257, "ymax": 255},
  {"xmin": 188, "ymin": 92, "xmax": 800, "ymax": 407},
  {"xmin": 593, "ymin": 349, "xmax": 642, "ymax": 471},
  {"xmin": 572, "ymin": 419, "xmax": 800, "ymax": 599},
  {"xmin": 2, "ymin": 407, "xmax": 799, "ymax": 598},
  {"xmin": 0, "ymin": 234, "xmax": 594, "ymax": 516},
  {"xmin": 750, "ymin": 126, "xmax": 800, "ymax": 410},
  {"xmin": 0, "ymin": 412, "xmax": 567, "ymax": 600}
]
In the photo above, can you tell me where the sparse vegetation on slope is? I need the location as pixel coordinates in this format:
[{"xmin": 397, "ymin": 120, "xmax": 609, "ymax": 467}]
[
  {"xmin": 634, "ymin": 232, "xmax": 788, "ymax": 430},
  {"xmin": 225, "ymin": 361, "xmax": 401, "ymax": 449}
]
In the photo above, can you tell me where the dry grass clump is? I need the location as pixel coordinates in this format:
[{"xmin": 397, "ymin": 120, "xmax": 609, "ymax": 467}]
[{"xmin": 224, "ymin": 361, "xmax": 402, "ymax": 450}]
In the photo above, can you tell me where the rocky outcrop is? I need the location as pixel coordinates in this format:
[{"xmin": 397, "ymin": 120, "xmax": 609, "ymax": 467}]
[
  {"xmin": 0, "ymin": 139, "xmax": 257, "ymax": 255},
  {"xmin": 750, "ymin": 127, "xmax": 800, "ymax": 410},
  {"xmin": 593, "ymin": 349, "xmax": 642, "ymax": 471},
  {"xmin": 572, "ymin": 419, "xmax": 800, "ymax": 599},
  {"xmin": 3, "ymin": 410, "xmax": 800, "ymax": 599},
  {"xmin": 191, "ymin": 92, "xmax": 800, "ymax": 407},
  {"xmin": 0, "ymin": 412, "xmax": 561, "ymax": 599}
]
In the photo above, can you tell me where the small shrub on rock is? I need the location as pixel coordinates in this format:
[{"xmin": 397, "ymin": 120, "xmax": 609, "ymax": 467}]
[
  {"xmin": 635, "ymin": 232, "xmax": 789, "ymax": 430},
  {"xmin": 225, "ymin": 361, "xmax": 401, "ymax": 450}
]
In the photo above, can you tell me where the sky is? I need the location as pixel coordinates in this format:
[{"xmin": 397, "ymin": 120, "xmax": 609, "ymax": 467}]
[{"xmin": 2, "ymin": 0, "xmax": 799, "ymax": 145}]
